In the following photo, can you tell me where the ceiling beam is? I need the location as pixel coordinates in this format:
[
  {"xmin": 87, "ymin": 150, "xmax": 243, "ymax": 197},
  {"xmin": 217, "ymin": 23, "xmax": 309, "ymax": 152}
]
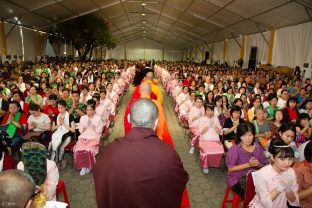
[
  {"xmin": 42, "ymin": 0, "xmax": 124, "ymax": 28},
  {"xmin": 4, "ymin": 0, "xmax": 57, "ymax": 24},
  {"xmin": 3, "ymin": 0, "xmax": 59, "ymax": 20}
]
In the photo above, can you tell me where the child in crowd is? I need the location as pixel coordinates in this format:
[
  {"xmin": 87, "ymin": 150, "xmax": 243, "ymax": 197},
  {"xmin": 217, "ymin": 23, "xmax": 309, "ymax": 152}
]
[{"xmin": 249, "ymin": 139, "xmax": 299, "ymax": 207}]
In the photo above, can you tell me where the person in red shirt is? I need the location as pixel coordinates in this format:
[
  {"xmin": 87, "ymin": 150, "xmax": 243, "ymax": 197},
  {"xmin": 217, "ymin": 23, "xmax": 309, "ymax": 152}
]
[
  {"xmin": 43, "ymin": 94, "xmax": 59, "ymax": 122},
  {"xmin": 1, "ymin": 101, "xmax": 28, "ymax": 148},
  {"xmin": 183, "ymin": 75, "xmax": 192, "ymax": 87},
  {"xmin": 12, "ymin": 90, "xmax": 29, "ymax": 114}
]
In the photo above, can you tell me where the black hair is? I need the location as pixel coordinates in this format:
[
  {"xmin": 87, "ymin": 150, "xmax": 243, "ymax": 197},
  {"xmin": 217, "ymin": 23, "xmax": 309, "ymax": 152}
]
[
  {"xmin": 80, "ymin": 85, "xmax": 88, "ymax": 90},
  {"xmin": 233, "ymin": 98, "xmax": 242, "ymax": 105},
  {"xmin": 62, "ymin": 88, "xmax": 70, "ymax": 93},
  {"xmin": 92, "ymin": 94, "xmax": 100, "ymax": 101},
  {"xmin": 49, "ymin": 94, "xmax": 58, "ymax": 100},
  {"xmin": 273, "ymin": 109, "xmax": 283, "ymax": 122},
  {"xmin": 9, "ymin": 100, "xmax": 22, "ymax": 111},
  {"xmin": 279, "ymin": 122, "xmax": 296, "ymax": 135},
  {"xmin": 86, "ymin": 99, "xmax": 96, "ymax": 110},
  {"xmin": 195, "ymin": 96, "xmax": 203, "ymax": 102},
  {"xmin": 235, "ymin": 122, "xmax": 256, "ymax": 144},
  {"xmin": 214, "ymin": 95, "xmax": 223, "ymax": 105},
  {"xmin": 267, "ymin": 93, "xmax": 278, "ymax": 102},
  {"xmin": 268, "ymin": 139, "xmax": 294, "ymax": 158},
  {"xmin": 299, "ymin": 113, "xmax": 310, "ymax": 121},
  {"xmin": 230, "ymin": 105, "xmax": 241, "ymax": 116},
  {"xmin": 222, "ymin": 95, "xmax": 229, "ymax": 108},
  {"xmin": 204, "ymin": 103, "xmax": 214, "ymax": 111},
  {"xmin": 286, "ymin": 97, "xmax": 298, "ymax": 107},
  {"xmin": 28, "ymin": 102, "xmax": 40, "ymax": 111},
  {"xmin": 99, "ymin": 87, "xmax": 107, "ymax": 94},
  {"xmin": 71, "ymin": 90, "xmax": 80, "ymax": 96},
  {"xmin": 301, "ymin": 99, "xmax": 312, "ymax": 110},
  {"xmin": 57, "ymin": 99, "xmax": 67, "ymax": 108},
  {"xmin": 106, "ymin": 82, "xmax": 112, "ymax": 88},
  {"xmin": 12, "ymin": 90, "xmax": 23, "ymax": 99},
  {"xmin": 304, "ymin": 140, "xmax": 312, "ymax": 163}
]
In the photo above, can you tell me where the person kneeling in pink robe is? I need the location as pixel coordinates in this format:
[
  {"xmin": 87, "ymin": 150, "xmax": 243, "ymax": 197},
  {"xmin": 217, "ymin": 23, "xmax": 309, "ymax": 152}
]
[{"xmin": 74, "ymin": 99, "xmax": 104, "ymax": 176}]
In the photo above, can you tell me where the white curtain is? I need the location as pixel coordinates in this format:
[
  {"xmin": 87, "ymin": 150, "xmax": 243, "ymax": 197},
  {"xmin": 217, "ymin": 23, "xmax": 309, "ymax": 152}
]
[
  {"xmin": 22, "ymin": 28, "xmax": 36, "ymax": 61},
  {"xmin": 272, "ymin": 21, "xmax": 312, "ymax": 68},
  {"xmin": 227, "ymin": 38, "xmax": 240, "ymax": 66},
  {"xmin": 244, "ymin": 32, "xmax": 269, "ymax": 68},
  {"xmin": 5, "ymin": 22, "xmax": 22, "ymax": 58},
  {"xmin": 213, "ymin": 40, "xmax": 224, "ymax": 63}
]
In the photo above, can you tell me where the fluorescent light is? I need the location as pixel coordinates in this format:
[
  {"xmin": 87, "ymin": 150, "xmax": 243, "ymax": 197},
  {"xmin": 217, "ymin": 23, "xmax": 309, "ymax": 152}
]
[
  {"xmin": 142, "ymin": 21, "xmax": 146, "ymax": 24},
  {"xmin": 142, "ymin": 3, "xmax": 146, "ymax": 6},
  {"xmin": 141, "ymin": 13, "xmax": 145, "ymax": 16}
]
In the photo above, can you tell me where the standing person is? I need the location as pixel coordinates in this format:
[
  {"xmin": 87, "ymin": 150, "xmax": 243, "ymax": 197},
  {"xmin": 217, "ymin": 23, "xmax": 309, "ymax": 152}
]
[
  {"xmin": 249, "ymin": 139, "xmax": 299, "ymax": 208},
  {"xmin": 93, "ymin": 98, "xmax": 188, "ymax": 208}
]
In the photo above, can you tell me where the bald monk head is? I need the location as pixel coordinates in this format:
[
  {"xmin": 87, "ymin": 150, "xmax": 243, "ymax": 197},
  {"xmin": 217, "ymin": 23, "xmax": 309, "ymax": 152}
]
[
  {"xmin": 139, "ymin": 82, "xmax": 152, "ymax": 95},
  {"xmin": 0, "ymin": 169, "xmax": 36, "ymax": 208},
  {"xmin": 130, "ymin": 98, "xmax": 158, "ymax": 129},
  {"xmin": 146, "ymin": 71, "xmax": 154, "ymax": 80}
]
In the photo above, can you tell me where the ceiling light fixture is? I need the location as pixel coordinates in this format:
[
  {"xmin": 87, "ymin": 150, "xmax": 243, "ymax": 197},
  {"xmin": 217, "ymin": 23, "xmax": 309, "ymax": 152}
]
[
  {"xmin": 142, "ymin": 3, "xmax": 146, "ymax": 6},
  {"xmin": 141, "ymin": 13, "xmax": 145, "ymax": 16},
  {"xmin": 142, "ymin": 21, "xmax": 146, "ymax": 24}
]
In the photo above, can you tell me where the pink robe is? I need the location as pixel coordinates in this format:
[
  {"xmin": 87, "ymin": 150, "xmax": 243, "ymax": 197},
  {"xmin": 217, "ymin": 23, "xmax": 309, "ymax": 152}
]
[
  {"xmin": 178, "ymin": 99, "xmax": 194, "ymax": 118},
  {"xmin": 172, "ymin": 86, "xmax": 182, "ymax": 100},
  {"xmin": 107, "ymin": 90, "xmax": 118, "ymax": 105},
  {"xmin": 197, "ymin": 116, "xmax": 224, "ymax": 168},
  {"xmin": 18, "ymin": 159, "xmax": 59, "ymax": 201},
  {"xmin": 74, "ymin": 114, "xmax": 104, "ymax": 169},
  {"xmin": 113, "ymin": 82, "xmax": 121, "ymax": 95},
  {"xmin": 175, "ymin": 93, "xmax": 189, "ymax": 113},
  {"xmin": 188, "ymin": 106, "xmax": 205, "ymax": 134}
]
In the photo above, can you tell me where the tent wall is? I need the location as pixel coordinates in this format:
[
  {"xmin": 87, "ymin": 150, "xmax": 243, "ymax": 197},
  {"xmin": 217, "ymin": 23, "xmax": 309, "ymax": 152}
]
[
  {"xmin": 272, "ymin": 21, "xmax": 312, "ymax": 68},
  {"xmin": 107, "ymin": 37, "xmax": 182, "ymax": 61},
  {"xmin": 227, "ymin": 38, "xmax": 240, "ymax": 66},
  {"xmin": 5, "ymin": 22, "xmax": 23, "ymax": 60},
  {"xmin": 1, "ymin": 21, "xmax": 311, "ymax": 67},
  {"xmin": 186, "ymin": 21, "xmax": 312, "ymax": 68}
]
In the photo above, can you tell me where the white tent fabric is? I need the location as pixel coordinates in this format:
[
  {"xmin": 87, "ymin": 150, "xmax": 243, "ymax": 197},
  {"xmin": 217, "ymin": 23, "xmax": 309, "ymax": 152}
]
[
  {"xmin": 272, "ymin": 21, "xmax": 312, "ymax": 68},
  {"xmin": 212, "ymin": 41, "xmax": 224, "ymax": 63},
  {"xmin": 23, "ymin": 28, "xmax": 37, "ymax": 61},
  {"xmin": 226, "ymin": 38, "xmax": 240, "ymax": 66},
  {"xmin": 243, "ymin": 32, "xmax": 269, "ymax": 68},
  {"xmin": 5, "ymin": 23, "xmax": 23, "ymax": 58}
]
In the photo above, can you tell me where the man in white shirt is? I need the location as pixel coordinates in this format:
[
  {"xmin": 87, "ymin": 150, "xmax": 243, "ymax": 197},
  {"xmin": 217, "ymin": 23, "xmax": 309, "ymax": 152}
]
[{"xmin": 277, "ymin": 89, "xmax": 289, "ymax": 109}]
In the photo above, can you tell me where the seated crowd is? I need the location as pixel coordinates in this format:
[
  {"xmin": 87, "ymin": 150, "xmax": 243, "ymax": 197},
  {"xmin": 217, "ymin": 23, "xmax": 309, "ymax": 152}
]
[
  {"xmin": 155, "ymin": 64, "xmax": 312, "ymax": 207},
  {"xmin": 0, "ymin": 60, "xmax": 134, "ymax": 205}
]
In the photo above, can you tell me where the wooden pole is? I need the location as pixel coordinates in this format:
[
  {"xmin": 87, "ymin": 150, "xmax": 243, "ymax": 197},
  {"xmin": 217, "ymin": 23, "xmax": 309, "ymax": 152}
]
[{"xmin": 267, "ymin": 30, "xmax": 275, "ymax": 65}]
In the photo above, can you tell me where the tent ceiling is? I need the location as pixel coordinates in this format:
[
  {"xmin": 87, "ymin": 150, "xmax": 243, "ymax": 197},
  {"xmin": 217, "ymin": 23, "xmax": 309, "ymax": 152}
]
[{"xmin": 1, "ymin": 0, "xmax": 312, "ymax": 49}]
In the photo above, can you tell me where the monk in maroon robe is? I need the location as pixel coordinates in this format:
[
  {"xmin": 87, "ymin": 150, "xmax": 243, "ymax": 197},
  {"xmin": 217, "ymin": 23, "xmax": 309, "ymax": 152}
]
[{"xmin": 93, "ymin": 99, "xmax": 188, "ymax": 208}]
